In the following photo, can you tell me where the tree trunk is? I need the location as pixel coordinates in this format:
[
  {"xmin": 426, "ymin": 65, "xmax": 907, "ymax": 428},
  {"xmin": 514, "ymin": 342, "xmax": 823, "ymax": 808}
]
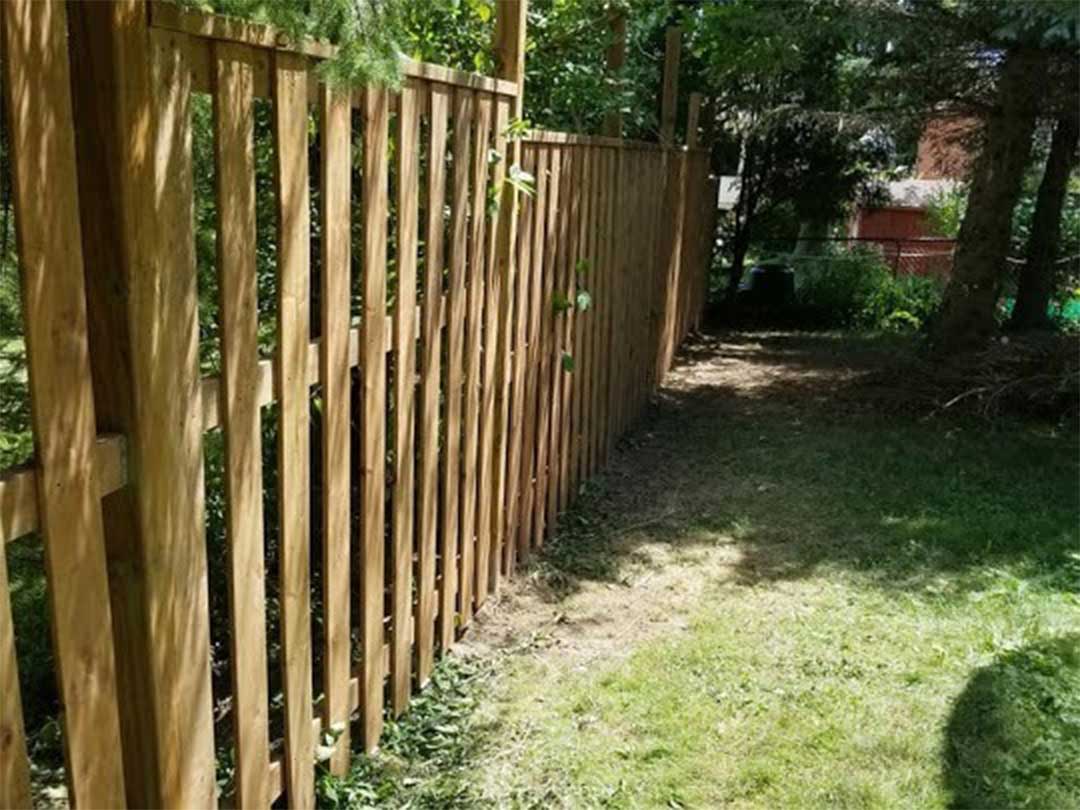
[
  {"xmin": 1008, "ymin": 113, "xmax": 1079, "ymax": 331},
  {"xmin": 932, "ymin": 48, "xmax": 1046, "ymax": 352},
  {"xmin": 792, "ymin": 219, "xmax": 829, "ymax": 257},
  {"xmin": 725, "ymin": 224, "xmax": 752, "ymax": 302}
]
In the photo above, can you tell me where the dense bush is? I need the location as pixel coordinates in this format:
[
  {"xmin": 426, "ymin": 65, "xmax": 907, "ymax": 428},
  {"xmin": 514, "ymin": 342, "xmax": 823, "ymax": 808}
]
[{"xmin": 792, "ymin": 248, "xmax": 944, "ymax": 331}]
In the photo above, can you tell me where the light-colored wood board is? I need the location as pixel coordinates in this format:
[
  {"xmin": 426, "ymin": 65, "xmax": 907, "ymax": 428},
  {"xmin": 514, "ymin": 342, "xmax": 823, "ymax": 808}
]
[
  {"xmin": 391, "ymin": 82, "xmax": 419, "ymax": 716},
  {"xmin": 319, "ymin": 83, "xmax": 352, "ymax": 775},
  {"xmin": 272, "ymin": 50, "xmax": 314, "ymax": 808},
  {"xmin": 361, "ymin": 85, "xmax": 389, "ymax": 752},
  {"xmin": 504, "ymin": 146, "xmax": 535, "ymax": 574},
  {"xmin": 439, "ymin": 88, "xmax": 472, "ymax": 650},
  {"xmin": 518, "ymin": 146, "xmax": 547, "ymax": 557},
  {"xmin": 533, "ymin": 147, "xmax": 561, "ymax": 548},
  {"xmin": 213, "ymin": 42, "xmax": 271, "ymax": 809},
  {"xmin": 458, "ymin": 92, "xmax": 490, "ymax": 626},
  {"xmin": 482, "ymin": 95, "xmax": 511, "ymax": 596},
  {"xmin": 0, "ymin": 434, "xmax": 127, "ymax": 546},
  {"xmin": 0, "ymin": 551, "xmax": 29, "ymax": 808},
  {"xmin": 416, "ymin": 84, "xmax": 449, "ymax": 686}
]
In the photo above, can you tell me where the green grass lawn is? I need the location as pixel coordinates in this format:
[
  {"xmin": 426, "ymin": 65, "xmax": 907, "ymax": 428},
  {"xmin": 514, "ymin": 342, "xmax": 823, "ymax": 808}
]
[{"xmin": 326, "ymin": 332, "xmax": 1079, "ymax": 809}]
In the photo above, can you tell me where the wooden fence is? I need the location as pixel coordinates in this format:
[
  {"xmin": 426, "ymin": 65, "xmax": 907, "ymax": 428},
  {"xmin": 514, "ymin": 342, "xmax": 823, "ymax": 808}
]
[{"xmin": 0, "ymin": 1, "xmax": 716, "ymax": 807}]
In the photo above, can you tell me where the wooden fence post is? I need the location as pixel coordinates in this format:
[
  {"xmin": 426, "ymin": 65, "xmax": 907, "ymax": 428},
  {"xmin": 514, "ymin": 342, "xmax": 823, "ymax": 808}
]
[
  {"xmin": 492, "ymin": 0, "xmax": 527, "ymax": 578},
  {"xmin": 660, "ymin": 26, "xmax": 681, "ymax": 146},
  {"xmin": 687, "ymin": 92, "xmax": 703, "ymax": 149},
  {"xmin": 603, "ymin": 10, "xmax": 626, "ymax": 138},
  {"xmin": 0, "ymin": 2, "xmax": 127, "ymax": 806},
  {"xmin": 66, "ymin": 3, "xmax": 218, "ymax": 806}
]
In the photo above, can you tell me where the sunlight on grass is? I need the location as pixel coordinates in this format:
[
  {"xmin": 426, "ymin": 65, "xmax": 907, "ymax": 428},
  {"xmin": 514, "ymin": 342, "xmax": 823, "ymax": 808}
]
[{"xmin": 461, "ymin": 375, "xmax": 1079, "ymax": 808}]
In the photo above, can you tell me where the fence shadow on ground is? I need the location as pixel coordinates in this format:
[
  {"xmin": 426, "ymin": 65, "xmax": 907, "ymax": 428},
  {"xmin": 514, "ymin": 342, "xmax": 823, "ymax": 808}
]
[
  {"xmin": 943, "ymin": 634, "xmax": 1080, "ymax": 809},
  {"xmin": 534, "ymin": 330, "xmax": 1079, "ymax": 602}
]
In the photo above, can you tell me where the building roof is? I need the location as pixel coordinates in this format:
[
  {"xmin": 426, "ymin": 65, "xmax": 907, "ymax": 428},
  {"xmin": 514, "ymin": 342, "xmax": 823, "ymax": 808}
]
[{"xmin": 885, "ymin": 178, "xmax": 961, "ymax": 209}]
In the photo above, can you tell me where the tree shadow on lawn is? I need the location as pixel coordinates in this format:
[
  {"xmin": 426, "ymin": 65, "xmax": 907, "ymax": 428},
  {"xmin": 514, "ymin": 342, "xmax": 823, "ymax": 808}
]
[
  {"xmin": 944, "ymin": 634, "xmax": 1080, "ymax": 809},
  {"xmin": 535, "ymin": 330, "xmax": 1080, "ymax": 600}
]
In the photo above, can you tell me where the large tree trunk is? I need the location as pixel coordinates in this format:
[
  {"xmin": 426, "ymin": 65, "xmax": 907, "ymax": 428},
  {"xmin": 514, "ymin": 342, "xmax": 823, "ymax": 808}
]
[
  {"xmin": 1008, "ymin": 113, "xmax": 1079, "ymax": 331},
  {"xmin": 932, "ymin": 48, "xmax": 1046, "ymax": 352}
]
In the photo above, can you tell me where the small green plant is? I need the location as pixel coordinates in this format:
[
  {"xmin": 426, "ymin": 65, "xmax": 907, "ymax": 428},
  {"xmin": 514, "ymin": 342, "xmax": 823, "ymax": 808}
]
[{"xmin": 506, "ymin": 163, "xmax": 536, "ymax": 198}]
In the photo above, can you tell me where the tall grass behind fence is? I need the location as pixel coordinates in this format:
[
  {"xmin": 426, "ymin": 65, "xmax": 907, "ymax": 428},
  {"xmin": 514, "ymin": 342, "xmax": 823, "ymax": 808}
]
[{"xmin": 0, "ymin": 2, "xmax": 715, "ymax": 807}]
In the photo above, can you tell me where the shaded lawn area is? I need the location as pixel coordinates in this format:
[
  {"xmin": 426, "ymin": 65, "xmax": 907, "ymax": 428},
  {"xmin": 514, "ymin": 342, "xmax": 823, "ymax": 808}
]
[{"xmin": 329, "ymin": 331, "xmax": 1079, "ymax": 809}]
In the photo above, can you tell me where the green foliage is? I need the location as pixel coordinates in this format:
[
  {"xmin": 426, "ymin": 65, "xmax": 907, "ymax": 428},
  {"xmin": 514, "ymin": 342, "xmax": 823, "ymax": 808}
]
[
  {"xmin": 179, "ymin": 0, "xmax": 414, "ymax": 86},
  {"xmin": 561, "ymin": 352, "xmax": 575, "ymax": 373},
  {"xmin": 525, "ymin": 0, "xmax": 673, "ymax": 140},
  {"xmin": 925, "ymin": 187, "xmax": 968, "ymax": 240},
  {"xmin": 793, "ymin": 248, "xmax": 945, "ymax": 331},
  {"xmin": 946, "ymin": 635, "xmax": 1080, "ymax": 810},
  {"xmin": 314, "ymin": 656, "xmax": 491, "ymax": 809},
  {"xmin": 505, "ymin": 163, "xmax": 536, "ymax": 198}
]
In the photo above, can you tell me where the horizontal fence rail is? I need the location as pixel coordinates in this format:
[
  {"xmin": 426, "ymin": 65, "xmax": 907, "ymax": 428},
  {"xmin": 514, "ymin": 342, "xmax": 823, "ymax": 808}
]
[{"xmin": 0, "ymin": 2, "xmax": 716, "ymax": 807}]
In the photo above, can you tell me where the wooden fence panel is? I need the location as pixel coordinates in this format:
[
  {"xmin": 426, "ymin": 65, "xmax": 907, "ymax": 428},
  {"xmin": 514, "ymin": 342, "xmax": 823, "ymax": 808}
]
[
  {"xmin": 271, "ymin": 50, "xmax": 315, "ymax": 809},
  {"xmin": 0, "ymin": 6, "xmax": 719, "ymax": 801}
]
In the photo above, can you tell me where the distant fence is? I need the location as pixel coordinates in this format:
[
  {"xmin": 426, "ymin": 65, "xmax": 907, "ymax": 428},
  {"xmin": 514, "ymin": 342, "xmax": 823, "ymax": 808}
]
[
  {"xmin": 0, "ymin": 1, "xmax": 715, "ymax": 807},
  {"xmin": 762, "ymin": 236, "xmax": 956, "ymax": 277}
]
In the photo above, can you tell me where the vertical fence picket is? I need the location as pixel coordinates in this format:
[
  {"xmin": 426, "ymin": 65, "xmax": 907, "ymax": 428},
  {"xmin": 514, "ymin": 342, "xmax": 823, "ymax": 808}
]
[
  {"xmin": 417, "ymin": 85, "xmax": 449, "ymax": 685},
  {"xmin": 272, "ymin": 50, "xmax": 315, "ymax": 809},
  {"xmin": 556, "ymin": 146, "xmax": 579, "ymax": 515},
  {"xmin": 213, "ymin": 41, "xmax": 271, "ymax": 808},
  {"xmin": 0, "ymin": 546, "xmax": 29, "ymax": 808},
  {"xmin": 320, "ymin": 83, "xmax": 352, "ymax": 775},
  {"xmin": 545, "ymin": 146, "xmax": 568, "ymax": 529},
  {"xmin": 478, "ymin": 97, "xmax": 509, "ymax": 604},
  {"xmin": 440, "ymin": 88, "xmax": 472, "ymax": 648},
  {"xmin": 519, "ymin": 146, "xmax": 547, "ymax": 557},
  {"xmin": 460, "ymin": 93, "xmax": 490, "ymax": 625},
  {"xmin": 505, "ymin": 155, "xmax": 533, "ymax": 574},
  {"xmin": 533, "ymin": 148, "xmax": 561, "ymax": 548},
  {"xmin": 585, "ymin": 146, "xmax": 601, "ymax": 479},
  {"xmin": 601, "ymin": 148, "xmax": 618, "ymax": 465},
  {"xmin": 392, "ymin": 82, "xmax": 420, "ymax": 716},
  {"xmin": 571, "ymin": 145, "xmax": 591, "ymax": 492},
  {"xmin": 361, "ymin": 86, "xmax": 390, "ymax": 752}
]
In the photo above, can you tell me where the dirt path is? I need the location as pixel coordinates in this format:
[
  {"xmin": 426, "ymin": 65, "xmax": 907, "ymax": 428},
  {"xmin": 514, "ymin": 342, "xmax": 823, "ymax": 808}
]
[{"xmin": 459, "ymin": 331, "xmax": 882, "ymax": 669}]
